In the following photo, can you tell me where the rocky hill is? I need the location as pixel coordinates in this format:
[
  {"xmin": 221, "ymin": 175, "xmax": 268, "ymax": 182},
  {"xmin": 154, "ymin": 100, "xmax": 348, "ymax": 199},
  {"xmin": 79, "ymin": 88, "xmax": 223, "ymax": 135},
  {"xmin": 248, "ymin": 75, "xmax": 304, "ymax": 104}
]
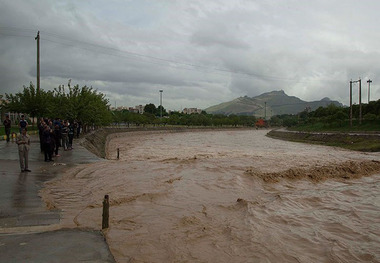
[{"xmin": 205, "ymin": 90, "xmax": 342, "ymax": 117}]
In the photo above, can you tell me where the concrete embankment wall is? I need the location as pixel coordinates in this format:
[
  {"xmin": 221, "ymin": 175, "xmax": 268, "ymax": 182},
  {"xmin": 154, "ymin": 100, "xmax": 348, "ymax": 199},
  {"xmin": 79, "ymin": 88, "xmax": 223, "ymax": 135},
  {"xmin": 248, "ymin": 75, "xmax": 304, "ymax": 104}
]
[{"xmin": 81, "ymin": 126, "xmax": 256, "ymax": 159}]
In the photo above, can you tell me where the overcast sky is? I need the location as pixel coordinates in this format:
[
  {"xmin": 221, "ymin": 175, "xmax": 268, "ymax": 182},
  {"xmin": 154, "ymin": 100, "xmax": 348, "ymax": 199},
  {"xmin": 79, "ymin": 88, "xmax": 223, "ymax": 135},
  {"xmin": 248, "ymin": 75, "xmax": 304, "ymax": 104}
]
[{"xmin": 1, "ymin": 0, "xmax": 379, "ymax": 111}]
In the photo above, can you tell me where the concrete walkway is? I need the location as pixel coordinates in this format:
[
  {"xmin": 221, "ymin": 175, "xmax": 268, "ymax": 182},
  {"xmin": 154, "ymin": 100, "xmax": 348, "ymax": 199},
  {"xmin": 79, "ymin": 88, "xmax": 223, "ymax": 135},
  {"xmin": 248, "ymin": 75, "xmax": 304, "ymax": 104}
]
[{"xmin": 0, "ymin": 136, "xmax": 115, "ymax": 262}]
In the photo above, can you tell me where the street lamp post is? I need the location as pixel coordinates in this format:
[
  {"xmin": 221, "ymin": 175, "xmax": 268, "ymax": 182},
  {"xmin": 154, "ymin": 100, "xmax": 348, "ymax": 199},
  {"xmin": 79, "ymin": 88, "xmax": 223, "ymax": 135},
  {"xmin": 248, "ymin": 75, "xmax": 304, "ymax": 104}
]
[
  {"xmin": 159, "ymin": 90, "xmax": 163, "ymax": 118},
  {"xmin": 367, "ymin": 79, "xmax": 372, "ymax": 103},
  {"xmin": 359, "ymin": 78, "xmax": 362, "ymax": 125},
  {"xmin": 350, "ymin": 80, "xmax": 353, "ymax": 127}
]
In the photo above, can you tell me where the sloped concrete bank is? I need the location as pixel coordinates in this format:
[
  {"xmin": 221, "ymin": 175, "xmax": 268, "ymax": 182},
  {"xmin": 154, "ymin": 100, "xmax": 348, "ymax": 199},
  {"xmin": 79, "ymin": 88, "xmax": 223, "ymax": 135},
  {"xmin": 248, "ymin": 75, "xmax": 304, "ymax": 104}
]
[
  {"xmin": 267, "ymin": 129, "xmax": 380, "ymax": 152},
  {"xmin": 81, "ymin": 127, "xmax": 256, "ymax": 159}
]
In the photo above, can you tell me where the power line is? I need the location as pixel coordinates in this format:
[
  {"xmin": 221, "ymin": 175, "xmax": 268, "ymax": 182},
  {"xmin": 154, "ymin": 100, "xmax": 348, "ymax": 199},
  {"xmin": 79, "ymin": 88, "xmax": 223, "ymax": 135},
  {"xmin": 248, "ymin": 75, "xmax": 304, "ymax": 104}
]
[
  {"xmin": 0, "ymin": 30, "xmax": 230, "ymax": 79},
  {"xmin": 39, "ymin": 32, "xmax": 291, "ymax": 82},
  {"xmin": 0, "ymin": 26, "xmax": 342, "ymax": 84},
  {"xmin": 0, "ymin": 32, "xmax": 35, "ymax": 38},
  {"xmin": 35, "ymin": 29, "xmax": 293, "ymax": 81}
]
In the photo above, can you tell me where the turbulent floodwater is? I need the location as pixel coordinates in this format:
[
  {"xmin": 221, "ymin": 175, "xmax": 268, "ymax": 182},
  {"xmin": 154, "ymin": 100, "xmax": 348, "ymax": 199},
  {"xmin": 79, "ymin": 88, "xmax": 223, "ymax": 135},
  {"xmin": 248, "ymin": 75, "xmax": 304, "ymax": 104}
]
[{"xmin": 41, "ymin": 129, "xmax": 380, "ymax": 263}]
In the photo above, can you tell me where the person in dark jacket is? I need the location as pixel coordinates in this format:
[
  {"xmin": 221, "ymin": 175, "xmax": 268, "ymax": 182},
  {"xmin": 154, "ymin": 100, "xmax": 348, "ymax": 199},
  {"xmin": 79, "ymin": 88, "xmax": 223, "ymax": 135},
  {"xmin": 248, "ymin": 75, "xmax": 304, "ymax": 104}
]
[
  {"xmin": 19, "ymin": 115, "xmax": 28, "ymax": 134},
  {"xmin": 53, "ymin": 124, "xmax": 62, "ymax": 157},
  {"xmin": 38, "ymin": 118, "xmax": 45, "ymax": 152},
  {"xmin": 68, "ymin": 122, "xmax": 75, "ymax": 150},
  {"xmin": 3, "ymin": 115, "xmax": 11, "ymax": 143},
  {"xmin": 42, "ymin": 125, "xmax": 53, "ymax": 162}
]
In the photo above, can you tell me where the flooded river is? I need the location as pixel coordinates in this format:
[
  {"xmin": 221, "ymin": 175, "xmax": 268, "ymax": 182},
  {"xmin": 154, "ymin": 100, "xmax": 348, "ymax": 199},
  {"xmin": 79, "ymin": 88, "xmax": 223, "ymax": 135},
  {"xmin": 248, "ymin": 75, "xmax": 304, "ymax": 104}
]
[{"xmin": 41, "ymin": 129, "xmax": 380, "ymax": 262}]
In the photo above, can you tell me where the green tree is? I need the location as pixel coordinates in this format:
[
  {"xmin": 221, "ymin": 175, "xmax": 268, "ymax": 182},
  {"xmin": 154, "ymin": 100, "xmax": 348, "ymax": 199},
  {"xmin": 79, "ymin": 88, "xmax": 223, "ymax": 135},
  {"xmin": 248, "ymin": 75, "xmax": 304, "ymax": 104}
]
[
  {"xmin": 144, "ymin": 103, "xmax": 156, "ymax": 114},
  {"xmin": 5, "ymin": 82, "xmax": 51, "ymax": 126},
  {"xmin": 168, "ymin": 114, "xmax": 180, "ymax": 125},
  {"xmin": 7, "ymin": 82, "xmax": 112, "ymax": 129},
  {"xmin": 111, "ymin": 110, "xmax": 126, "ymax": 126},
  {"xmin": 156, "ymin": 105, "xmax": 167, "ymax": 117}
]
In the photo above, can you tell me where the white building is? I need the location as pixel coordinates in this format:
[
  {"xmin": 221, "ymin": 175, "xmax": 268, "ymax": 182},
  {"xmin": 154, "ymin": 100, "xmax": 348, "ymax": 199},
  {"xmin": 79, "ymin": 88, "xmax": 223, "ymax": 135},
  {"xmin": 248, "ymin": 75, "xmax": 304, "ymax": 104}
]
[{"xmin": 182, "ymin": 108, "xmax": 202, "ymax": 114}]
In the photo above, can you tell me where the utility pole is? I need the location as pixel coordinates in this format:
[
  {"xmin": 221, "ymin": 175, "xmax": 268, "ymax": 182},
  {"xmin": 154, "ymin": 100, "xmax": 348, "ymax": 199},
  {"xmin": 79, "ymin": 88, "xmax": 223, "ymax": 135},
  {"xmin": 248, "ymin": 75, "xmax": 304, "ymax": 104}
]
[
  {"xmin": 35, "ymin": 31, "xmax": 40, "ymax": 92},
  {"xmin": 350, "ymin": 78, "xmax": 362, "ymax": 126},
  {"xmin": 159, "ymin": 90, "xmax": 163, "ymax": 118},
  {"xmin": 367, "ymin": 79, "xmax": 372, "ymax": 103}
]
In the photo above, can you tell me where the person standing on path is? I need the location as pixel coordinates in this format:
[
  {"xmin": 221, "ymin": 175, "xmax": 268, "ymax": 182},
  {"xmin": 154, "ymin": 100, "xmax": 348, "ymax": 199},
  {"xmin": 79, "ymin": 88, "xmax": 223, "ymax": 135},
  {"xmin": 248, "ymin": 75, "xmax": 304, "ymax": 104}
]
[
  {"xmin": 61, "ymin": 121, "xmax": 69, "ymax": 150},
  {"xmin": 16, "ymin": 128, "xmax": 31, "ymax": 172},
  {"xmin": 68, "ymin": 122, "xmax": 74, "ymax": 150},
  {"xmin": 42, "ymin": 125, "xmax": 53, "ymax": 162},
  {"xmin": 38, "ymin": 118, "xmax": 45, "ymax": 152},
  {"xmin": 53, "ymin": 124, "xmax": 61, "ymax": 157},
  {"xmin": 3, "ymin": 115, "xmax": 11, "ymax": 142}
]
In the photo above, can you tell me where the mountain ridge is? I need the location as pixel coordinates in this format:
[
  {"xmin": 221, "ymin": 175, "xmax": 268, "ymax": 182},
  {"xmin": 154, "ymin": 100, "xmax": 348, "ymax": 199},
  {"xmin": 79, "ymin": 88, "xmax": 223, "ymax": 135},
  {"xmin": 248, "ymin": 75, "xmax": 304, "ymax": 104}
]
[{"xmin": 205, "ymin": 90, "xmax": 342, "ymax": 116}]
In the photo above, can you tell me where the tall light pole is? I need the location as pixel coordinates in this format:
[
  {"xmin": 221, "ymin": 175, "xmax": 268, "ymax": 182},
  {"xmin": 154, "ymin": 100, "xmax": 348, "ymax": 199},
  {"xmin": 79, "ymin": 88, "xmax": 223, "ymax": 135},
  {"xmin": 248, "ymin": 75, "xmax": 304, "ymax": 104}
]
[
  {"xmin": 159, "ymin": 90, "xmax": 163, "ymax": 118},
  {"xmin": 359, "ymin": 78, "xmax": 362, "ymax": 125},
  {"xmin": 367, "ymin": 79, "xmax": 372, "ymax": 103},
  {"xmin": 349, "ymin": 80, "xmax": 353, "ymax": 127}
]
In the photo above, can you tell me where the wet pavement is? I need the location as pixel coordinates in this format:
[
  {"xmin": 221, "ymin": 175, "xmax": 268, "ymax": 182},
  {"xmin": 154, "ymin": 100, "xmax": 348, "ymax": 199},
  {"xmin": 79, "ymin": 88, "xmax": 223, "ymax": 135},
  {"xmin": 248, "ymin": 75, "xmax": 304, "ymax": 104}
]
[{"xmin": 0, "ymin": 136, "xmax": 115, "ymax": 262}]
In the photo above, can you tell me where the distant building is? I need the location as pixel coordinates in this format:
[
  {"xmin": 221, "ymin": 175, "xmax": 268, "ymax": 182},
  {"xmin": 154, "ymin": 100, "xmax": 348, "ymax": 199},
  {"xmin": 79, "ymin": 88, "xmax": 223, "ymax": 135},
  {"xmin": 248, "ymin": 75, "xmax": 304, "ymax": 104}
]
[
  {"xmin": 182, "ymin": 108, "xmax": 202, "ymax": 114},
  {"xmin": 128, "ymin": 107, "xmax": 138, "ymax": 113},
  {"xmin": 135, "ymin": 105, "xmax": 144, "ymax": 114},
  {"xmin": 110, "ymin": 106, "xmax": 129, "ymax": 111},
  {"xmin": 111, "ymin": 105, "xmax": 144, "ymax": 114}
]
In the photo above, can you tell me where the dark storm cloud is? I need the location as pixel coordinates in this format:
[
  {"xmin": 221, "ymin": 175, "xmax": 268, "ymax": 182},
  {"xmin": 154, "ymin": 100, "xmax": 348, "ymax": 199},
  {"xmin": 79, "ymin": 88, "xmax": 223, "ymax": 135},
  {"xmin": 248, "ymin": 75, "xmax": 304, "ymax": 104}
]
[{"xmin": 1, "ymin": 0, "xmax": 380, "ymax": 110}]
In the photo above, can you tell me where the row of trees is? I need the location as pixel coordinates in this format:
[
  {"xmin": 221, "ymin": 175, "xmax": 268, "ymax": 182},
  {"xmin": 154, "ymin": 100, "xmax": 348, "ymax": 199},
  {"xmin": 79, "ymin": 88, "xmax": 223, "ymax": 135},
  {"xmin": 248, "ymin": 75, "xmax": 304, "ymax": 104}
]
[
  {"xmin": 5, "ymin": 81, "xmax": 378, "ymax": 131},
  {"xmin": 270, "ymin": 100, "xmax": 380, "ymax": 129},
  {"xmin": 112, "ymin": 108, "xmax": 258, "ymax": 127},
  {"xmin": 3, "ymin": 82, "xmax": 112, "ymax": 127},
  {"xmin": 2, "ymin": 83, "xmax": 260, "ymax": 129}
]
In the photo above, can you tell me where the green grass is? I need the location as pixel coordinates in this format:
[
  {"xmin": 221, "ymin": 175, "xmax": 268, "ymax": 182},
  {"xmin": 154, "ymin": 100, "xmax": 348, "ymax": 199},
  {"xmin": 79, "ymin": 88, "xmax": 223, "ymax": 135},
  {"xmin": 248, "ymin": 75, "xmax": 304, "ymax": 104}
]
[
  {"xmin": 268, "ymin": 129, "xmax": 380, "ymax": 152},
  {"xmin": 289, "ymin": 121, "xmax": 380, "ymax": 133},
  {"xmin": 0, "ymin": 126, "xmax": 39, "ymax": 139}
]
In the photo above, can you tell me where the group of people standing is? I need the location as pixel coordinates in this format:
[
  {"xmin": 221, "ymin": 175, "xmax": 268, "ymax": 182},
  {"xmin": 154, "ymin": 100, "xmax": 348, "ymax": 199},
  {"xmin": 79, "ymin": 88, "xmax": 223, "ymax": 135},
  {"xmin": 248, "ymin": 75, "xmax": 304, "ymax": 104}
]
[
  {"xmin": 39, "ymin": 118, "xmax": 81, "ymax": 162},
  {"xmin": 2, "ymin": 114, "xmax": 82, "ymax": 172}
]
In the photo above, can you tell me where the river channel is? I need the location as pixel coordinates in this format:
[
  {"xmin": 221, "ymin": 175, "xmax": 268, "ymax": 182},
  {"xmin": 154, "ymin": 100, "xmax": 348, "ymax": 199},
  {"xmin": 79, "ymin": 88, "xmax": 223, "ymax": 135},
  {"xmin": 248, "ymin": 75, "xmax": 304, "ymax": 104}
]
[{"xmin": 41, "ymin": 129, "xmax": 380, "ymax": 263}]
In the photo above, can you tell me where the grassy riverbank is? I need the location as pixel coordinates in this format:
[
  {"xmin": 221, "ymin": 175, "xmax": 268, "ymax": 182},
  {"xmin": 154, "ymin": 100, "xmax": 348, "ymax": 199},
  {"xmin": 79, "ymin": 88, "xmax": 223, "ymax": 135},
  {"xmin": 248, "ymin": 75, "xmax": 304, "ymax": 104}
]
[
  {"xmin": 288, "ymin": 121, "xmax": 380, "ymax": 133},
  {"xmin": 267, "ymin": 129, "xmax": 380, "ymax": 152}
]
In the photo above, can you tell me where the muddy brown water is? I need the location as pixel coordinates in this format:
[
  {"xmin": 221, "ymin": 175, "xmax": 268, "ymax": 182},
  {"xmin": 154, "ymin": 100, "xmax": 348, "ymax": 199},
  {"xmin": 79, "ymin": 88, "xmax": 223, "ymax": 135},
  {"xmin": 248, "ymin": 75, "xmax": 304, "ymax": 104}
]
[{"xmin": 41, "ymin": 130, "xmax": 380, "ymax": 262}]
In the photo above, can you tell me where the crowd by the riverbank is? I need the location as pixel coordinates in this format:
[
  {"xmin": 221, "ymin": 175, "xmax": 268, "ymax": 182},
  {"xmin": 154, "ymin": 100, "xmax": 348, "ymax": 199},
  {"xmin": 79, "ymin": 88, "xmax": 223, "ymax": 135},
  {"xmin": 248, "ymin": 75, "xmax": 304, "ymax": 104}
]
[
  {"xmin": 3, "ymin": 115, "xmax": 82, "ymax": 163},
  {"xmin": 38, "ymin": 118, "xmax": 81, "ymax": 162}
]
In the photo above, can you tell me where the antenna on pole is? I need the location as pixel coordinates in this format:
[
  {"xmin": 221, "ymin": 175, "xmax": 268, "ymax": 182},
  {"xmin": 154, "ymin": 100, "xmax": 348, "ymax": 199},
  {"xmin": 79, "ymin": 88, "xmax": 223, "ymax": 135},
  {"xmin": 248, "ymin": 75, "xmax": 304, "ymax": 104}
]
[{"xmin": 35, "ymin": 31, "xmax": 40, "ymax": 92}]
